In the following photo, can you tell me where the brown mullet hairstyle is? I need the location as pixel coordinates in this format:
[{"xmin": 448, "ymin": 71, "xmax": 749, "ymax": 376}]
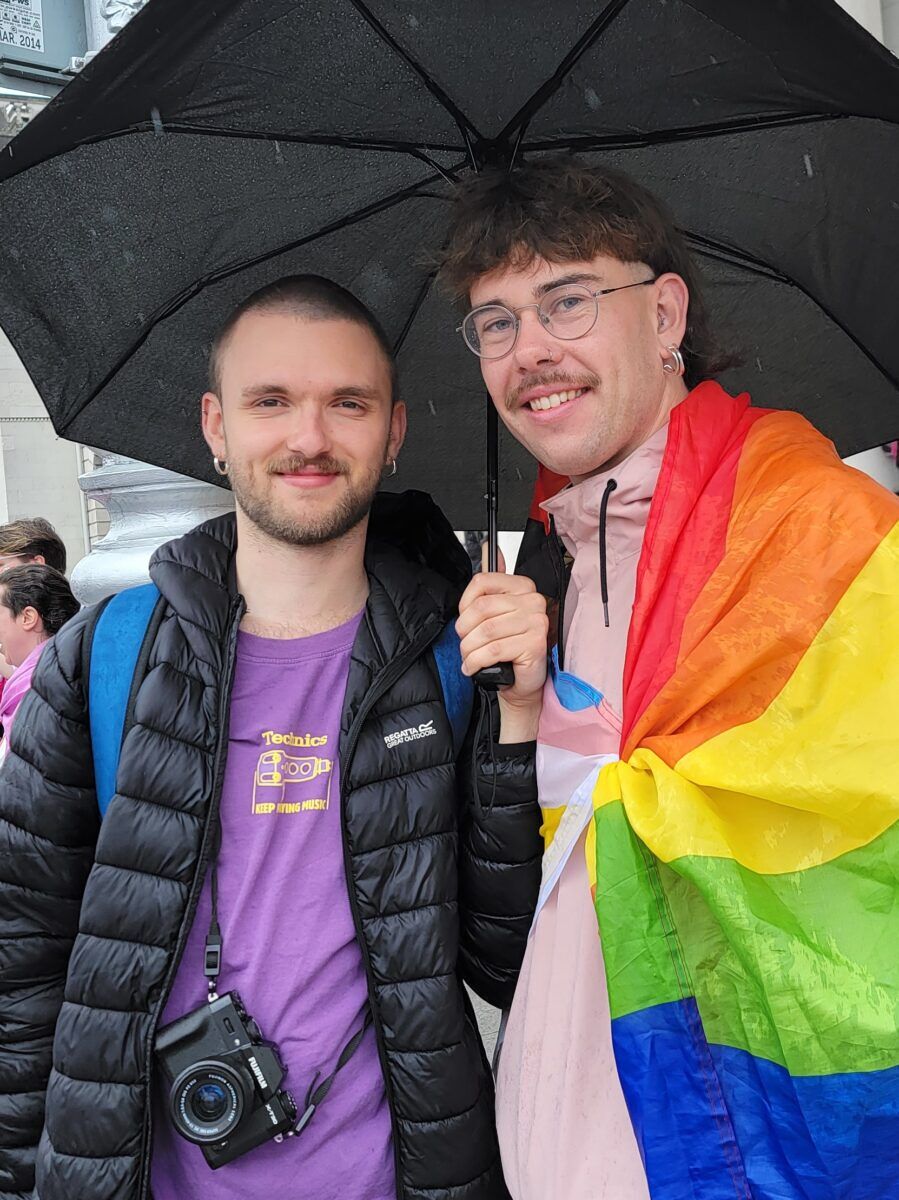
[{"xmin": 438, "ymin": 156, "xmax": 739, "ymax": 388}]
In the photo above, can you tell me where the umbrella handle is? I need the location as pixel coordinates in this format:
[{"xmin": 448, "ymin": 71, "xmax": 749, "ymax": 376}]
[{"xmin": 473, "ymin": 397, "xmax": 515, "ymax": 691}]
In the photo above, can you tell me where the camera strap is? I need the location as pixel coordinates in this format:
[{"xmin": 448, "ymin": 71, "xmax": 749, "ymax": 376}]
[
  {"xmin": 204, "ymin": 818, "xmax": 224, "ymax": 1000},
  {"xmin": 290, "ymin": 1009, "xmax": 374, "ymax": 1138},
  {"xmin": 202, "ymin": 810, "xmax": 375, "ymax": 1139}
]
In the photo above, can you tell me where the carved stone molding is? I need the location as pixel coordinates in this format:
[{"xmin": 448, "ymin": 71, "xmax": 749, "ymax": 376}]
[
  {"xmin": 70, "ymin": 457, "xmax": 234, "ymax": 604},
  {"xmin": 100, "ymin": 0, "xmax": 149, "ymax": 36}
]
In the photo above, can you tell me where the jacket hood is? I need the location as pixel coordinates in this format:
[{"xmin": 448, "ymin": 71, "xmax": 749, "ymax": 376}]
[
  {"xmin": 149, "ymin": 489, "xmax": 471, "ymax": 641},
  {"xmin": 366, "ymin": 488, "xmax": 471, "ymax": 593}
]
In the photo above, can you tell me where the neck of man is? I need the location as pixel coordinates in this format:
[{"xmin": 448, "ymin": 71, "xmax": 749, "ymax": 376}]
[
  {"xmin": 234, "ymin": 509, "xmax": 370, "ymax": 640},
  {"xmin": 571, "ymin": 375, "xmax": 690, "ymax": 483}
]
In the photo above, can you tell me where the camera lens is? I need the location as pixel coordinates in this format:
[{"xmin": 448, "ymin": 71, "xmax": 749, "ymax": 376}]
[
  {"xmin": 193, "ymin": 1083, "xmax": 228, "ymax": 1122},
  {"xmin": 169, "ymin": 1061, "xmax": 247, "ymax": 1145}
]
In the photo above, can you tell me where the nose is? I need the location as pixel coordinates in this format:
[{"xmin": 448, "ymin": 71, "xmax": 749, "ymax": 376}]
[
  {"xmin": 283, "ymin": 406, "xmax": 331, "ymax": 459},
  {"xmin": 512, "ymin": 306, "xmax": 559, "ymax": 372}
]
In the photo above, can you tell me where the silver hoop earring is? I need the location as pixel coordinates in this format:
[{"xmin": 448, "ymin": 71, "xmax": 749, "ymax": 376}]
[
  {"xmin": 213, "ymin": 456, "xmax": 229, "ymax": 476},
  {"xmin": 662, "ymin": 344, "xmax": 685, "ymax": 377},
  {"xmin": 385, "ymin": 458, "xmax": 397, "ymax": 478}
]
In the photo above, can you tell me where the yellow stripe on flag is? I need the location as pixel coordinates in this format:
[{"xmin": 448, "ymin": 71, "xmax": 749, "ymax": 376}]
[
  {"xmin": 539, "ymin": 803, "xmax": 566, "ymax": 849},
  {"xmin": 595, "ymin": 522, "xmax": 899, "ymax": 874}
]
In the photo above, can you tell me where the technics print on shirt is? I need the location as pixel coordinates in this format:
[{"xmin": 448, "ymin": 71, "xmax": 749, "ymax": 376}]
[{"xmin": 252, "ymin": 728, "xmax": 333, "ymax": 814}]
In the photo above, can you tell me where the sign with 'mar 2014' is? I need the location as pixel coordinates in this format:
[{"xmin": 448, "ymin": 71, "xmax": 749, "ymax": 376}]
[{"xmin": 0, "ymin": 0, "xmax": 43, "ymax": 55}]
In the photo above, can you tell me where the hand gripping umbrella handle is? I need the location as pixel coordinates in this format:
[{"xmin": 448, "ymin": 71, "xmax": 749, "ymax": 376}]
[
  {"xmin": 474, "ymin": 661, "xmax": 515, "ymax": 689},
  {"xmin": 473, "ymin": 397, "xmax": 515, "ymax": 691}
]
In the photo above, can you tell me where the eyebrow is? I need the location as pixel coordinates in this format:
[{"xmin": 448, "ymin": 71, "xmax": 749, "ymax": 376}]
[
  {"xmin": 534, "ymin": 271, "xmax": 603, "ymax": 297},
  {"xmin": 477, "ymin": 272, "xmax": 604, "ymax": 308},
  {"xmin": 240, "ymin": 383, "xmax": 382, "ymax": 401}
]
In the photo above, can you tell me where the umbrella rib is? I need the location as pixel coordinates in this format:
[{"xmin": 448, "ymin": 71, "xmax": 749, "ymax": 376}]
[
  {"xmin": 683, "ymin": 232, "xmax": 792, "ymax": 283},
  {"xmin": 394, "ymin": 267, "xmax": 439, "ymax": 357},
  {"xmin": 1, "ymin": 122, "xmax": 467, "ymax": 180},
  {"xmin": 523, "ymin": 110, "xmax": 852, "ymax": 152},
  {"xmin": 81, "ymin": 123, "xmax": 466, "ymax": 157},
  {"xmin": 686, "ymin": 233, "xmax": 899, "ymax": 391},
  {"xmin": 128, "ymin": 121, "xmax": 467, "ymax": 184},
  {"xmin": 496, "ymin": 0, "xmax": 633, "ymax": 145},
  {"xmin": 346, "ymin": 0, "xmax": 486, "ymax": 147},
  {"xmin": 57, "ymin": 165, "xmax": 464, "ymax": 432}
]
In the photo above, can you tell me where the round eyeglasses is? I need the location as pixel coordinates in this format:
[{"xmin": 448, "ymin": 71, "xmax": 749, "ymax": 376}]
[{"xmin": 458, "ymin": 278, "xmax": 657, "ymax": 360}]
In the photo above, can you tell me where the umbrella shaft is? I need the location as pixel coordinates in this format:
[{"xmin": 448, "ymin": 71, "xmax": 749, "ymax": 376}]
[{"xmin": 486, "ymin": 398, "xmax": 499, "ymax": 572}]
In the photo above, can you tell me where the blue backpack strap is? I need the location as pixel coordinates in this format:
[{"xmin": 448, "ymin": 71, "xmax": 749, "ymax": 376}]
[
  {"xmin": 89, "ymin": 582, "xmax": 160, "ymax": 818},
  {"xmin": 432, "ymin": 620, "xmax": 475, "ymax": 758}
]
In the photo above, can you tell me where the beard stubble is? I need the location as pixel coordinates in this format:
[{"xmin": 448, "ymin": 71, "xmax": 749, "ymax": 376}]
[{"xmin": 228, "ymin": 452, "xmax": 384, "ymax": 548}]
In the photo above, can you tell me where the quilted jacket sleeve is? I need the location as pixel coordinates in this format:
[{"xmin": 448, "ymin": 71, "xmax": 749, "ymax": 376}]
[
  {"xmin": 0, "ymin": 611, "xmax": 99, "ymax": 1199},
  {"xmin": 458, "ymin": 693, "xmax": 542, "ymax": 1010}
]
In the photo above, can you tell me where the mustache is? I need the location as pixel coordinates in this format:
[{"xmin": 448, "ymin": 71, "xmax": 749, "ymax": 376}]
[
  {"xmin": 507, "ymin": 370, "xmax": 600, "ymax": 409},
  {"xmin": 265, "ymin": 455, "xmax": 349, "ymax": 476}
]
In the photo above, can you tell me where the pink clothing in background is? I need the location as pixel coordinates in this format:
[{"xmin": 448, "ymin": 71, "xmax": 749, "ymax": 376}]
[
  {"xmin": 0, "ymin": 640, "xmax": 49, "ymax": 759},
  {"xmin": 495, "ymin": 425, "xmax": 668, "ymax": 1200}
]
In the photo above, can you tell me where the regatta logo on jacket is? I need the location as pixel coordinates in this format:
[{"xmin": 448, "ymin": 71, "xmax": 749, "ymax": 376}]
[{"xmin": 384, "ymin": 720, "xmax": 437, "ymax": 749}]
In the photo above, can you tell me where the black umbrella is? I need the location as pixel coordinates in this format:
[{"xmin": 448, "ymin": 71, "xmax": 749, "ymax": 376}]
[{"xmin": 0, "ymin": 0, "xmax": 897, "ymax": 541}]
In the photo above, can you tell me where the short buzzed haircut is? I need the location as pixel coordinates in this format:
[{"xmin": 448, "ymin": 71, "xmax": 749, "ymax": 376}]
[
  {"xmin": 0, "ymin": 517, "xmax": 66, "ymax": 573},
  {"xmin": 0, "ymin": 564, "xmax": 80, "ymax": 636},
  {"xmin": 208, "ymin": 274, "xmax": 399, "ymax": 405}
]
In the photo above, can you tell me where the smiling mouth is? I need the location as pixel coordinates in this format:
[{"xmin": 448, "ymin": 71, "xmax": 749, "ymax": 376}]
[{"xmin": 526, "ymin": 387, "xmax": 588, "ymax": 412}]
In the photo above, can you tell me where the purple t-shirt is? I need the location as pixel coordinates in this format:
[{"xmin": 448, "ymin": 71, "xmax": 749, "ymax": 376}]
[{"xmin": 151, "ymin": 613, "xmax": 394, "ymax": 1200}]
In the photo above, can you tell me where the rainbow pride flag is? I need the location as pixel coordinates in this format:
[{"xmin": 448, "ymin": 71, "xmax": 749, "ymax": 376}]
[{"xmin": 560, "ymin": 385, "xmax": 899, "ymax": 1198}]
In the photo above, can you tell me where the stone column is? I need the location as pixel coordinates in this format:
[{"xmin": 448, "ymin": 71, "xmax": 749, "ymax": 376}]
[{"xmin": 70, "ymin": 453, "xmax": 234, "ymax": 604}]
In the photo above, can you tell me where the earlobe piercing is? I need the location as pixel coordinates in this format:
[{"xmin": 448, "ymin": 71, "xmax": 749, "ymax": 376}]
[{"xmin": 662, "ymin": 344, "xmax": 685, "ymax": 376}]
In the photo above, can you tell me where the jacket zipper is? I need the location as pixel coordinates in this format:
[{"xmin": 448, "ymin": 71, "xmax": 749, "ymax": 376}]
[
  {"xmin": 136, "ymin": 604, "xmax": 441, "ymax": 1198},
  {"xmin": 137, "ymin": 595, "xmax": 244, "ymax": 1200},
  {"xmin": 339, "ymin": 616, "xmax": 443, "ymax": 1200}
]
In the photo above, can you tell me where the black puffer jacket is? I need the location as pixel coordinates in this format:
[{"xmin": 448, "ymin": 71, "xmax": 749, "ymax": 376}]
[{"xmin": 0, "ymin": 495, "xmax": 541, "ymax": 1200}]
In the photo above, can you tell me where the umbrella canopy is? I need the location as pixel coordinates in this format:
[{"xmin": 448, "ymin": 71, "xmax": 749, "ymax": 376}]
[{"xmin": 0, "ymin": 0, "xmax": 896, "ymax": 529}]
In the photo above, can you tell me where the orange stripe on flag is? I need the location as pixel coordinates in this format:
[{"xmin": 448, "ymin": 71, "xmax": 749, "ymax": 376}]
[{"xmin": 625, "ymin": 405, "xmax": 899, "ymax": 764}]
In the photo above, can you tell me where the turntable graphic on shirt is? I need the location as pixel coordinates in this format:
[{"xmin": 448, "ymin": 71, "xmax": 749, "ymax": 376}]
[{"xmin": 251, "ymin": 728, "xmax": 334, "ymax": 815}]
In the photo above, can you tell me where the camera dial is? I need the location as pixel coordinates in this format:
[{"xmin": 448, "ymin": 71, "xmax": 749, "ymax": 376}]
[{"xmin": 170, "ymin": 1059, "xmax": 248, "ymax": 1144}]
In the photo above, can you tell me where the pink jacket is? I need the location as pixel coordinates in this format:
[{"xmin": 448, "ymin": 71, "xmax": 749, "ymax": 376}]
[{"xmin": 0, "ymin": 640, "xmax": 49, "ymax": 757}]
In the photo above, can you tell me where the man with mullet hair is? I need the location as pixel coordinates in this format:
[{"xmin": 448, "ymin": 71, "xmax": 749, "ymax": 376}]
[
  {"xmin": 0, "ymin": 274, "xmax": 544, "ymax": 1200},
  {"xmin": 446, "ymin": 158, "xmax": 899, "ymax": 1200}
]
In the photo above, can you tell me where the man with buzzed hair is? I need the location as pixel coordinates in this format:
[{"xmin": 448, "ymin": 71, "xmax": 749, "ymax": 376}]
[{"xmin": 0, "ymin": 274, "xmax": 543, "ymax": 1200}]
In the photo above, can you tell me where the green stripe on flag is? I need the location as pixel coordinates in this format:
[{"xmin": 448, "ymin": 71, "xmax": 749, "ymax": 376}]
[
  {"xmin": 595, "ymin": 805, "xmax": 899, "ymax": 1076},
  {"xmin": 594, "ymin": 801, "xmax": 692, "ymax": 1018}
]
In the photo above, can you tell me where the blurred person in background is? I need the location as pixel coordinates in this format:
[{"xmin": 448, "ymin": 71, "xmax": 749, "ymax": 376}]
[
  {"xmin": 0, "ymin": 516, "xmax": 68, "ymax": 574},
  {"xmin": 0, "ymin": 518, "xmax": 68, "ymax": 718},
  {"xmin": 0, "ymin": 564, "xmax": 79, "ymax": 758}
]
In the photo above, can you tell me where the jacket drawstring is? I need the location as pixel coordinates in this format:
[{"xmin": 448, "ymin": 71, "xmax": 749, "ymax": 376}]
[
  {"xmin": 599, "ymin": 479, "xmax": 618, "ymax": 628},
  {"xmin": 548, "ymin": 514, "xmax": 567, "ymax": 671}
]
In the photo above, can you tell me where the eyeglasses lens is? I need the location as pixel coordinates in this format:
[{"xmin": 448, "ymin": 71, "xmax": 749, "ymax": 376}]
[
  {"xmin": 464, "ymin": 307, "xmax": 515, "ymax": 358},
  {"xmin": 462, "ymin": 286, "xmax": 599, "ymax": 358},
  {"xmin": 542, "ymin": 287, "xmax": 597, "ymax": 337}
]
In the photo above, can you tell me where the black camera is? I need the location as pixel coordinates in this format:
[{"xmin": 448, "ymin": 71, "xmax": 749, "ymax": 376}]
[{"xmin": 156, "ymin": 991, "xmax": 298, "ymax": 1169}]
